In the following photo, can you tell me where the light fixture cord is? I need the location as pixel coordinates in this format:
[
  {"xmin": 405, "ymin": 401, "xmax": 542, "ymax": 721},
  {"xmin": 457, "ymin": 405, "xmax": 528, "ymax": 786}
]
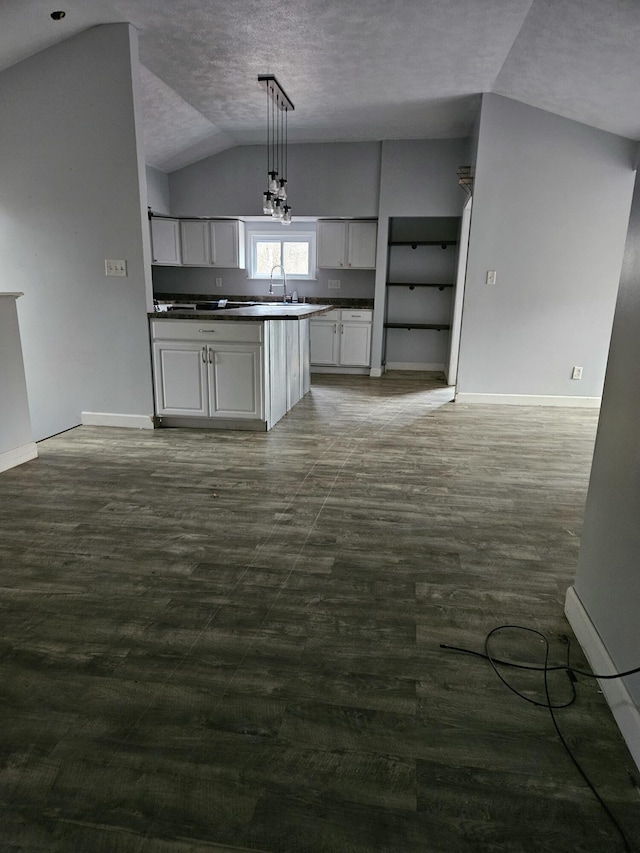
[{"xmin": 266, "ymin": 81, "xmax": 270, "ymax": 182}]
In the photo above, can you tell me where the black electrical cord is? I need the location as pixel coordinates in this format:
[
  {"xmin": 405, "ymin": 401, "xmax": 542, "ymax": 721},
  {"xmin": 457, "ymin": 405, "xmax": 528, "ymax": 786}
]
[{"xmin": 441, "ymin": 625, "xmax": 637, "ymax": 853}]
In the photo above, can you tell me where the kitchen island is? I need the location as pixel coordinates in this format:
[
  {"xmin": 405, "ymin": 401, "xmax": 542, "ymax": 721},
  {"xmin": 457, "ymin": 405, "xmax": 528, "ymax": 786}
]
[{"xmin": 149, "ymin": 303, "xmax": 333, "ymax": 431}]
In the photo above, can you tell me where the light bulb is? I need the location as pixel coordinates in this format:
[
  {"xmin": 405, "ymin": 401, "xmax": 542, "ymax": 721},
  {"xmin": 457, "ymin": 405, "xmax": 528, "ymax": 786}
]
[
  {"xmin": 262, "ymin": 192, "xmax": 274, "ymax": 215},
  {"xmin": 282, "ymin": 206, "xmax": 292, "ymax": 224},
  {"xmin": 272, "ymin": 199, "xmax": 283, "ymax": 219},
  {"xmin": 268, "ymin": 171, "xmax": 279, "ymax": 194},
  {"xmin": 277, "ymin": 179, "xmax": 287, "ymax": 201}
]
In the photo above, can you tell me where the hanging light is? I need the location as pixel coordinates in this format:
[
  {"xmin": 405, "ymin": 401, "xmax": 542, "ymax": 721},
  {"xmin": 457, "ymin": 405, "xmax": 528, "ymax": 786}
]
[{"xmin": 258, "ymin": 74, "xmax": 294, "ymax": 225}]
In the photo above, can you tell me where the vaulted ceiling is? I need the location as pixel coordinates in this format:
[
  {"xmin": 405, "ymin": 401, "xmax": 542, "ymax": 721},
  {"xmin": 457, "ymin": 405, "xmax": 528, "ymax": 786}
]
[{"xmin": 2, "ymin": 0, "xmax": 640, "ymax": 173}]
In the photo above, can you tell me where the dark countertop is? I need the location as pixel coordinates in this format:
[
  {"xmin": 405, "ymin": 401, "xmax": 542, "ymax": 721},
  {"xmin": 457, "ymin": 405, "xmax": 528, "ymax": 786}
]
[
  {"xmin": 149, "ymin": 303, "xmax": 335, "ymax": 321},
  {"xmin": 153, "ymin": 293, "xmax": 374, "ymax": 310}
]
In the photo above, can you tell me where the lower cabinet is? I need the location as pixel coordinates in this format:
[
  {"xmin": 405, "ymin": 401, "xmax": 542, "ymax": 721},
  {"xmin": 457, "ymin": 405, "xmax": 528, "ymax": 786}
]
[
  {"xmin": 150, "ymin": 318, "xmax": 310, "ymax": 430},
  {"xmin": 152, "ymin": 341, "xmax": 262, "ymax": 419},
  {"xmin": 310, "ymin": 309, "xmax": 372, "ymax": 370}
]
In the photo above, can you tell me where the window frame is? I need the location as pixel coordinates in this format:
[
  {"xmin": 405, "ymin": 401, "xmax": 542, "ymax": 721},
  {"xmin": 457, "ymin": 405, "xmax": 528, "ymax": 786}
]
[{"xmin": 248, "ymin": 230, "xmax": 317, "ymax": 281}]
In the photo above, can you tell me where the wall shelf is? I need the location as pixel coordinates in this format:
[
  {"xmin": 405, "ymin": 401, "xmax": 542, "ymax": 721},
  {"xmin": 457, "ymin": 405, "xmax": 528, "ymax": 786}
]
[
  {"xmin": 386, "ymin": 282, "xmax": 453, "ymax": 290},
  {"xmin": 384, "ymin": 322, "xmax": 451, "ymax": 331},
  {"xmin": 388, "ymin": 240, "xmax": 457, "ymax": 248}
]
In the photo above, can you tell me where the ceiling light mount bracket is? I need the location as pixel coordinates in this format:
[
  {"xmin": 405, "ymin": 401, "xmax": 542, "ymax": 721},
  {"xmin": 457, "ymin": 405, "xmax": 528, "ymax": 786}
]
[{"xmin": 258, "ymin": 75, "xmax": 295, "ymax": 113}]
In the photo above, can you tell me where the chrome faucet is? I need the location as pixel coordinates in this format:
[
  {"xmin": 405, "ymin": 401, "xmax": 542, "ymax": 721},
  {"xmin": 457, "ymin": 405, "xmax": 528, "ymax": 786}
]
[{"xmin": 269, "ymin": 264, "xmax": 288, "ymax": 302}]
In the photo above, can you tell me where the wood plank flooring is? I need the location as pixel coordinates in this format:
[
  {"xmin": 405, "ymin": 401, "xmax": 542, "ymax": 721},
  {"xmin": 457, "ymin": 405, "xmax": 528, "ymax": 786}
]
[{"xmin": 1, "ymin": 372, "xmax": 639, "ymax": 852}]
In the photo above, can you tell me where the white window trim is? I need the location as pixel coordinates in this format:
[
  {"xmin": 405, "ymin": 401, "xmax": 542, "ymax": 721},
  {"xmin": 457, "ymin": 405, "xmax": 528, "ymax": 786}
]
[{"xmin": 247, "ymin": 229, "xmax": 317, "ymax": 281}]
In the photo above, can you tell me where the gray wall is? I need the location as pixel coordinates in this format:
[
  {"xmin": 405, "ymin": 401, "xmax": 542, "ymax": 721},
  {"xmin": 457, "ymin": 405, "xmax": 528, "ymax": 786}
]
[
  {"xmin": 146, "ymin": 166, "xmax": 171, "ymax": 214},
  {"xmin": 0, "ymin": 24, "xmax": 154, "ymax": 440},
  {"xmin": 153, "ymin": 264, "xmax": 375, "ymax": 303},
  {"xmin": 457, "ymin": 94, "xmax": 636, "ymax": 399},
  {"xmin": 572, "ymin": 168, "xmax": 640, "ymax": 705},
  {"xmin": 169, "ymin": 142, "xmax": 382, "ymax": 218},
  {"xmin": 0, "ymin": 297, "xmax": 33, "ymax": 456}
]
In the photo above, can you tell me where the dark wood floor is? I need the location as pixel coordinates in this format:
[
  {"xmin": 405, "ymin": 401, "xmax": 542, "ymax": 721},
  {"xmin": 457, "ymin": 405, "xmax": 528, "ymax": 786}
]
[{"xmin": 1, "ymin": 372, "xmax": 639, "ymax": 852}]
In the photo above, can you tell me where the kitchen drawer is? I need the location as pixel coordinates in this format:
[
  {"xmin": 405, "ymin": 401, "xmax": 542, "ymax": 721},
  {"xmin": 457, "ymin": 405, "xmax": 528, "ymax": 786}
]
[
  {"xmin": 315, "ymin": 309, "xmax": 340, "ymax": 322},
  {"xmin": 341, "ymin": 309, "xmax": 372, "ymax": 323},
  {"xmin": 151, "ymin": 320, "xmax": 262, "ymax": 343}
]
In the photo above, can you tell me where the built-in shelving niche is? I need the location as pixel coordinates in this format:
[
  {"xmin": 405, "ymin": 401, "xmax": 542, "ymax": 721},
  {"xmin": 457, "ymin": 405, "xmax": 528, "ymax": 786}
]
[{"xmin": 383, "ymin": 217, "xmax": 461, "ymax": 371}]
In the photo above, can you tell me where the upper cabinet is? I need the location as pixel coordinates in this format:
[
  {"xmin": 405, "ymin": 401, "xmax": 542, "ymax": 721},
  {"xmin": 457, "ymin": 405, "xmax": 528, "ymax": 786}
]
[
  {"xmin": 150, "ymin": 217, "xmax": 182, "ymax": 265},
  {"xmin": 317, "ymin": 220, "xmax": 377, "ymax": 269},
  {"xmin": 151, "ymin": 217, "xmax": 246, "ymax": 268},
  {"xmin": 211, "ymin": 220, "xmax": 245, "ymax": 268},
  {"xmin": 180, "ymin": 220, "xmax": 209, "ymax": 265}
]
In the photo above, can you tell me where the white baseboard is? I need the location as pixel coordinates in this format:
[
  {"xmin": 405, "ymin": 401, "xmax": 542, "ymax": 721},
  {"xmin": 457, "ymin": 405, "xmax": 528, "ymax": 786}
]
[
  {"xmin": 0, "ymin": 441, "xmax": 38, "ymax": 473},
  {"xmin": 456, "ymin": 393, "xmax": 601, "ymax": 408},
  {"xmin": 81, "ymin": 412, "xmax": 155, "ymax": 430},
  {"xmin": 385, "ymin": 362, "xmax": 445, "ymax": 372},
  {"xmin": 369, "ymin": 366, "xmax": 385, "ymax": 378},
  {"xmin": 565, "ymin": 586, "xmax": 640, "ymax": 771},
  {"xmin": 310, "ymin": 366, "xmax": 370, "ymax": 375}
]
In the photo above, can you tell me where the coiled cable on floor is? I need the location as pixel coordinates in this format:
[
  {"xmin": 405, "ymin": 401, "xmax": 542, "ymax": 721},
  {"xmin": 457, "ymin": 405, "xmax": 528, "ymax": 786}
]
[{"xmin": 441, "ymin": 625, "xmax": 638, "ymax": 853}]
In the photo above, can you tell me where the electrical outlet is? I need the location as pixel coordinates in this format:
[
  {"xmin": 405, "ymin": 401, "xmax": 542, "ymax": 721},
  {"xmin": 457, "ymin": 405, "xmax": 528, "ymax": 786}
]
[
  {"xmin": 215, "ymin": 277, "xmax": 223, "ymax": 287},
  {"xmin": 571, "ymin": 366, "xmax": 583, "ymax": 380},
  {"xmin": 105, "ymin": 259, "xmax": 127, "ymax": 277},
  {"xmin": 486, "ymin": 270, "xmax": 497, "ymax": 285},
  {"xmin": 328, "ymin": 279, "xmax": 341, "ymax": 290}
]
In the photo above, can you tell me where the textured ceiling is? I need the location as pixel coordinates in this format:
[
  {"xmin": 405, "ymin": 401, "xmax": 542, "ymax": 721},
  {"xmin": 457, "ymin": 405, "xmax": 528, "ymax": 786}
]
[{"xmin": 1, "ymin": 0, "xmax": 639, "ymax": 173}]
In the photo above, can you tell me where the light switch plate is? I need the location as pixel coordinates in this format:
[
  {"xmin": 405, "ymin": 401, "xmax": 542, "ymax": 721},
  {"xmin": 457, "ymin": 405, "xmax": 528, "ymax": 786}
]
[
  {"xmin": 105, "ymin": 259, "xmax": 127, "ymax": 276},
  {"xmin": 328, "ymin": 279, "xmax": 341, "ymax": 289},
  {"xmin": 486, "ymin": 270, "xmax": 497, "ymax": 285}
]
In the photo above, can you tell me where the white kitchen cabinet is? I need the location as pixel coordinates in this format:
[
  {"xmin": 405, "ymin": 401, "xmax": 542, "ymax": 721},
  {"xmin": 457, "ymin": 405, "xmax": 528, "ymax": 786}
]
[
  {"xmin": 211, "ymin": 220, "xmax": 245, "ymax": 268},
  {"xmin": 151, "ymin": 218, "xmax": 181, "ymax": 265},
  {"xmin": 180, "ymin": 220, "xmax": 210, "ymax": 266},
  {"xmin": 152, "ymin": 217, "xmax": 246, "ymax": 268},
  {"xmin": 347, "ymin": 221, "xmax": 378, "ymax": 269},
  {"xmin": 340, "ymin": 318, "xmax": 372, "ymax": 366},
  {"xmin": 208, "ymin": 344, "xmax": 262, "ymax": 417},
  {"xmin": 310, "ymin": 309, "xmax": 372, "ymax": 370},
  {"xmin": 153, "ymin": 341, "xmax": 208, "ymax": 416},
  {"xmin": 150, "ymin": 316, "xmax": 315, "ymax": 429},
  {"xmin": 154, "ymin": 340, "xmax": 262, "ymax": 419},
  {"xmin": 310, "ymin": 310, "xmax": 341, "ymax": 365},
  {"xmin": 317, "ymin": 220, "xmax": 377, "ymax": 269},
  {"xmin": 151, "ymin": 321, "xmax": 262, "ymax": 421}
]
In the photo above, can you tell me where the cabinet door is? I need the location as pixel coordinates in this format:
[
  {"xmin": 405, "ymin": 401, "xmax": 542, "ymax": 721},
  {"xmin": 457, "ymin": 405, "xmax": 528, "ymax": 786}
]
[
  {"xmin": 210, "ymin": 220, "xmax": 245, "ymax": 268},
  {"xmin": 150, "ymin": 218, "xmax": 181, "ymax": 265},
  {"xmin": 180, "ymin": 220, "xmax": 211, "ymax": 266},
  {"xmin": 347, "ymin": 221, "xmax": 377, "ymax": 269},
  {"xmin": 153, "ymin": 342, "xmax": 208, "ymax": 415},
  {"xmin": 340, "ymin": 321, "xmax": 371, "ymax": 366},
  {"xmin": 208, "ymin": 344, "xmax": 262, "ymax": 418},
  {"xmin": 317, "ymin": 221, "xmax": 347, "ymax": 268},
  {"xmin": 310, "ymin": 320, "xmax": 340, "ymax": 364}
]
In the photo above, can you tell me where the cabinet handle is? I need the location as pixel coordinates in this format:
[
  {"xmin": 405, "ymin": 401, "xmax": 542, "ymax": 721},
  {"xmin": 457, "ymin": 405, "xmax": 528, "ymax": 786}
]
[
  {"xmin": 333, "ymin": 324, "xmax": 337, "ymax": 334},
  {"xmin": 341, "ymin": 325, "xmax": 344, "ymax": 334},
  {"xmin": 201, "ymin": 346, "xmax": 207, "ymax": 363},
  {"xmin": 199, "ymin": 328, "xmax": 217, "ymax": 333},
  {"xmin": 208, "ymin": 348, "xmax": 213, "ymax": 364}
]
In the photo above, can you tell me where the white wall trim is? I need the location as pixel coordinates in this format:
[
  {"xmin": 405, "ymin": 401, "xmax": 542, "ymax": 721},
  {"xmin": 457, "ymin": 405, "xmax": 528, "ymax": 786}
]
[
  {"xmin": 369, "ymin": 366, "xmax": 385, "ymax": 378},
  {"xmin": 455, "ymin": 393, "xmax": 601, "ymax": 408},
  {"xmin": 0, "ymin": 442, "xmax": 38, "ymax": 474},
  {"xmin": 565, "ymin": 586, "xmax": 640, "ymax": 772},
  {"xmin": 81, "ymin": 412, "xmax": 155, "ymax": 430},
  {"xmin": 385, "ymin": 362, "xmax": 445, "ymax": 372},
  {"xmin": 310, "ymin": 366, "xmax": 370, "ymax": 375}
]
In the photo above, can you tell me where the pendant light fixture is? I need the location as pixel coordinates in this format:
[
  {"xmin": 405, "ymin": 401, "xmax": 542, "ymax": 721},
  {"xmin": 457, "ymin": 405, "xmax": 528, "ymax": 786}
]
[{"xmin": 258, "ymin": 75, "xmax": 294, "ymax": 225}]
